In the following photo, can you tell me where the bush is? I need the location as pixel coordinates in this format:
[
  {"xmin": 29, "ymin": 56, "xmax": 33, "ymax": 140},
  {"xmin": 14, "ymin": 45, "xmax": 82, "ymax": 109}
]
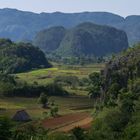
[
  {"xmin": 38, "ymin": 93, "xmax": 49, "ymax": 108},
  {"xmin": 72, "ymin": 127, "xmax": 86, "ymax": 140},
  {"xmin": 0, "ymin": 117, "xmax": 13, "ymax": 140},
  {"xmin": 47, "ymin": 132, "xmax": 71, "ymax": 140}
]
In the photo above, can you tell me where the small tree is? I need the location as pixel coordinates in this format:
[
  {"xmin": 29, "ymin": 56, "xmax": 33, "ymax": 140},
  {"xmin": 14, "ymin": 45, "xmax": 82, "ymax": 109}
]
[
  {"xmin": 38, "ymin": 93, "xmax": 48, "ymax": 108},
  {"xmin": 50, "ymin": 106, "xmax": 59, "ymax": 117},
  {"xmin": 88, "ymin": 72, "xmax": 101, "ymax": 100}
]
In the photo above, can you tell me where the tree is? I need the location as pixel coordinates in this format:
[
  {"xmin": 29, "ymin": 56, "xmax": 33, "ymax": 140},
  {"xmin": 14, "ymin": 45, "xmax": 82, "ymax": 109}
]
[
  {"xmin": 0, "ymin": 74, "xmax": 16, "ymax": 96},
  {"xmin": 38, "ymin": 93, "xmax": 48, "ymax": 108},
  {"xmin": 0, "ymin": 117, "xmax": 12, "ymax": 140},
  {"xmin": 88, "ymin": 72, "xmax": 101, "ymax": 99},
  {"xmin": 89, "ymin": 72, "xmax": 101, "ymax": 86},
  {"xmin": 50, "ymin": 106, "xmax": 59, "ymax": 117},
  {"xmin": 45, "ymin": 83, "xmax": 68, "ymax": 96},
  {"xmin": 88, "ymin": 85, "xmax": 100, "ymax": 99}
]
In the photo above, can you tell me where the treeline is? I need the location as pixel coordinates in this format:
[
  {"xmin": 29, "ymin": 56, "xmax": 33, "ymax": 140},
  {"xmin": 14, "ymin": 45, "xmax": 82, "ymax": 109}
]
[
  {"xmin": 47, "ymin": 54, "xmax": 106, "ymax": 65},
  {"xmin": 0, "ymin": 74, "xmax": 68, "ymax": 97}
]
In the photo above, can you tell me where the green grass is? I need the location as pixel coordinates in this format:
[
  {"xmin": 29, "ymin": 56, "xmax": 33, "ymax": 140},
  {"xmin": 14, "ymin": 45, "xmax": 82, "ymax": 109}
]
[
  {"xmin": 0, "ymin": 96, "xmax": 94, "ymax": 119},
  {"xmin": 0, "ymin": 63, "xmax": 104, "ymax": 120},
  {"xmin": 15, "ymin": 63, "xmax": 104, "ymax": 85}
]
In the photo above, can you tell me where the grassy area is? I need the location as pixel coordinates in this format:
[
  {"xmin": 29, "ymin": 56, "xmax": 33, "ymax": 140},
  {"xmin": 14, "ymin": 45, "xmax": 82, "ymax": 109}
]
[
  {"xmin": 15, "ymin": 63, "xmax": 104, "ymax": 85},
  {"xmin": 0, "ymin": 96, "xmax": 94, "ymax": 119},
  {"xmin": 0, "ymin": 63, "xmax": 104, "ymax": 120}
]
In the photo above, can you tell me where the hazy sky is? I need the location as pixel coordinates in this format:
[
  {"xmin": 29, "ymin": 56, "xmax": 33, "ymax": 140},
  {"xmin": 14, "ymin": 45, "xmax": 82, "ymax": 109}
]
[{"xmin": 0, "ymin": 0, "xmax": 139, "ymax": 17}]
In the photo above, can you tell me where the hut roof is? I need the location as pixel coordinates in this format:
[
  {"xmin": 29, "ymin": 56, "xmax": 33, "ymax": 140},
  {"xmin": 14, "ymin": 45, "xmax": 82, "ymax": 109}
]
[{"xmin": 12, "ymin": 110, "xmax": 31, "ymax": 122}]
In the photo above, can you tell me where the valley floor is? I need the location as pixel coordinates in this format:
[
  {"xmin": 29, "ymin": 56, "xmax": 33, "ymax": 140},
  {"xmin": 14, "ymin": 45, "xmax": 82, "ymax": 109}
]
[{"xmin": 0, "ymin": 63, "xmax": 104, "ymax": 132}]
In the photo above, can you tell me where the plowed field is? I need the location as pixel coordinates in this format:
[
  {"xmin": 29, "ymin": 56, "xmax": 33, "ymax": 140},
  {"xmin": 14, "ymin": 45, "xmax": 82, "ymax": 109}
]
[{"xmin": 42, "ymin": 112, "xmax": 92, "ymax": 132}]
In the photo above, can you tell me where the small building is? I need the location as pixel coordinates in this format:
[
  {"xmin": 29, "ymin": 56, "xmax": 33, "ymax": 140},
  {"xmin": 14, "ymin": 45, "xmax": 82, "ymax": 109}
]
[{"xmin": 12, "ymin": 110, "xmax": 31, "ymax": 122}]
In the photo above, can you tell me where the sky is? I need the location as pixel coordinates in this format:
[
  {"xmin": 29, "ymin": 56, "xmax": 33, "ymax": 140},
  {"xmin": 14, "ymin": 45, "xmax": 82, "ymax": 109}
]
[{"xmin": 0, "ymin": 0, "xmax": 139, "ymax": 17}]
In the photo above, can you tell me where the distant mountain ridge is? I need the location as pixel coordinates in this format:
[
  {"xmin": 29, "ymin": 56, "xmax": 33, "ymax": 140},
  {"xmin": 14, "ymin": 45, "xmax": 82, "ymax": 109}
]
[
  {"xmin": 34, "ymin": 22, "xmax": 128, "ymax": 57},
  {"xmin": 0, "ymin": 8, "xmax": 140, "ymax": 44}
]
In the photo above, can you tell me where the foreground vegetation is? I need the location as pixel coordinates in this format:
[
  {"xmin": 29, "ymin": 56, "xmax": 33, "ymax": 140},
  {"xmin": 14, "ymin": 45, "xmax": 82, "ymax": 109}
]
[
  {"xmin": 1, "ymin": 44, "xmax": 140, "ymax": 140},
  {"xmin": 1, "ymin": 43, "xmax": 140, "ymax": 140}
]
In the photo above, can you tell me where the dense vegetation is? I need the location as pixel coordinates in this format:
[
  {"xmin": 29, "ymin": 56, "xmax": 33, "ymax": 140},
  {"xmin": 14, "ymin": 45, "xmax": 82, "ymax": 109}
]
[
  {"xmin": 101, "ymin": 43, "xmax": 140, "ymax": 104},
  {"xmin": 34, "ymin": 26, "xmax": 66, "ymax": 53},
  {"xmin": 0, "ymin": 8, "xmax": 140, "ymax": 45},
  {"xmin": 0, "ymin": 74, "xmax": 65, "ymax": 98},
  {"xmin": 87, "ymin": 43, "xmax": 140, "ymax": 140},
  {"xmin": 47, "ymin": 55, "xmax": 106, "ymax": 65},
  {"xmin": 34, "ymin": 22, "xmax": 128, "ymax": 57},
  {"xmin": 1, "ymin": 44, "xmax": 140, "ymax": 140},
  {"xmin": 0, "ymin": 73, "xmax": 16, "ymax": 96},
  {"xmin": 0, "ymin": 74, "xmax": 68, "ymax": 97},
  {"xmin": 0, "ymin": 39, "xmax": 51, "ymax": 73},
  {"xmin": 57, "ymin": 22, "xmax": 128, "ymax": 57}
]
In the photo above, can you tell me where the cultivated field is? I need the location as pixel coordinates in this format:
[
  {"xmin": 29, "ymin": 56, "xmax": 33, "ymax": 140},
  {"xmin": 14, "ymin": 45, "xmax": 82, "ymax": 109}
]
[
  {"xmin": 15, "ymin": 63, "xmax": 104, "ymax": 85},
  {"xmin": 0, "ymin": 63, "xmax": 104, "ymax": 132},
  {"xmin": 43, "ymin": 112, "xmax": 92, "ymax": 132},
  {"xmin": 14, "ymin": 63, "xmax": 104, "ymax": 96},
  {"xmin": 0, "ymin": 96, "xmax": 94, "ymax": 119}
]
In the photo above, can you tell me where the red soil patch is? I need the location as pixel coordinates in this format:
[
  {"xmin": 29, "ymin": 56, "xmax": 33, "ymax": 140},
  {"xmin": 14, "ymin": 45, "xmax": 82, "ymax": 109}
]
[{"xmin": 42, "ymin": 112, "xmax": 92, "ymax": 132}]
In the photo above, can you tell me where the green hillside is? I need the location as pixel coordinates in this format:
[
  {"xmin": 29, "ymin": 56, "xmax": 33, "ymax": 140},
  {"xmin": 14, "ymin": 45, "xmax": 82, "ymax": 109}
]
[
  {"xmin": 102, "ymin": 43, "xmax": 140, "ymax": 100},
  {"xmin": 34, "ymin": 26, "xmax": 66, "ymax": 53},
  {"xmin": 34, "ymin": 22, "xmax": 128, "ymax": 57},
  {"xmin": 0, "ymin": 39, "xmax": 51, "ymax": 73},
  {"xmin": 87, "ymin": 43, "xmax": 140, "ymax": 140}
]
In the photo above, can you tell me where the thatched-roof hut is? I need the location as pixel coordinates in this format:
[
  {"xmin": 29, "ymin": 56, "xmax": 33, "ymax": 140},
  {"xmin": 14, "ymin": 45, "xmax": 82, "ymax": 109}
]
[{"xmin": 12, "ymin": 110, "xmax": 31, "ymax": 122}]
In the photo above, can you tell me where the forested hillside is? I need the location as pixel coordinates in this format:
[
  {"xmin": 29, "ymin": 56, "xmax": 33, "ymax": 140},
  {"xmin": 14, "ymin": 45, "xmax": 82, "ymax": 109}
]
[
  {"xmin": 34, "ymin": 26, "xmax": 66, "ymax": 53},
  {"xmin": 87, "ymin": 43, "xmax": 140, "ymax": 140},
  {"xmin": 34, "ymin": 22, "xmax": 128, "ymax": 57},
  {"xmin": 0, "ymin": 8, "xmax": 140, "ymax": 44},
  {"xmin": 56, "ymin": 22, "xmax": 128, "ymax": 57},
  {"xmin": 0, "ymin": 39, "xmax": 51, "ymax": 73}
]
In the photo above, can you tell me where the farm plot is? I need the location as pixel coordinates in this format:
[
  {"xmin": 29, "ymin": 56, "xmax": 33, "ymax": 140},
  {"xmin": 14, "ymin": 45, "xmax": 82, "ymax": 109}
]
[
  {"xmin": 0, "ymin": 96, "xmax": 94, "ymax": 119},
  {"xmin": 15, "ymin": 63, "xmax": 104, "ymax": 85},
  {"xmin": 42, "ymin": 112, "xmax": 92, "ymax": 132}
]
